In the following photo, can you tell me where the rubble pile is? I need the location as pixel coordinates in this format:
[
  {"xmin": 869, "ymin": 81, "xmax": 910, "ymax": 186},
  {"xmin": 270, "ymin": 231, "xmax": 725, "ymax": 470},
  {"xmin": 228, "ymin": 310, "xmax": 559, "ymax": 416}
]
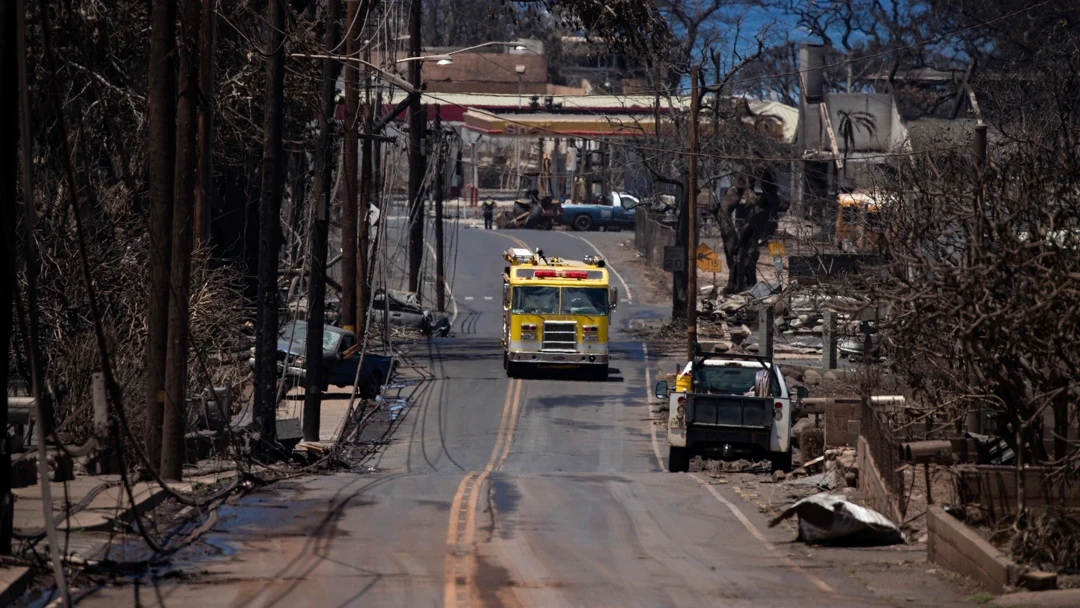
[{"xmin": 698, "ymin": 284, "xmax": 875, "ymax": 358}]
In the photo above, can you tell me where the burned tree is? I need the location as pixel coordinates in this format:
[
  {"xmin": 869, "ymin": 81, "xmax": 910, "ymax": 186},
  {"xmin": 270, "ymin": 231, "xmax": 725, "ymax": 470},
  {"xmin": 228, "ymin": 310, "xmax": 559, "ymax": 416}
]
[
  {"xmin": 852, "ymin": 45, "xmax": 1080, "ymax": 514},
  {"xmin": 711, "ymin": 163, "xmax": 785, "ymax": 294}
]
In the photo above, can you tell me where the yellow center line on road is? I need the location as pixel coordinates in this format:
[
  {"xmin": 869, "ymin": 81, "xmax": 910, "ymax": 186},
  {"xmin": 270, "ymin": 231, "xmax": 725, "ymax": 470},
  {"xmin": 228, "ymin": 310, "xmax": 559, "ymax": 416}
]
[{"xmin": 443, "ymin": 378, "xmax": 524, "ymax": 608}]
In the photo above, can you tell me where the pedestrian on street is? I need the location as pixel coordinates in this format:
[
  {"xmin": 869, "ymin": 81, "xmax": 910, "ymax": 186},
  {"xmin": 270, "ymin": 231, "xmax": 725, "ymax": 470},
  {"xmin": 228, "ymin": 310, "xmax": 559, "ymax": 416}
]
[{"xmin": 482, "ymin": 199, "xmax": 496, "ymax": 229}]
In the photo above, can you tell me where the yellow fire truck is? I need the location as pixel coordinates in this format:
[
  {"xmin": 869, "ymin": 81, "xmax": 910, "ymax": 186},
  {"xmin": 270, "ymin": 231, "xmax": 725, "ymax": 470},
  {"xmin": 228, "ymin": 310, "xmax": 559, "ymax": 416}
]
[{"xmin": 501, "ymin": 248, "xmax": 618, "ymax": 379}]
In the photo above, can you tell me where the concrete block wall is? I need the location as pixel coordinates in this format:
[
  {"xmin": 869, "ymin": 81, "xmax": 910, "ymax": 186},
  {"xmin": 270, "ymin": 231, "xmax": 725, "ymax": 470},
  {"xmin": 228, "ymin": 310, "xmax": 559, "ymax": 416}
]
[{"xmin": 927, "ymin": 505, "xmax": 1019, "ymax": 593}]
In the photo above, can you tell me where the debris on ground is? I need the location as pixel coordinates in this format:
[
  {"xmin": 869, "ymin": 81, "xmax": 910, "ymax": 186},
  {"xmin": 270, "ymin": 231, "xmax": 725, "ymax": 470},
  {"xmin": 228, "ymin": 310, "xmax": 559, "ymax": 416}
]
[
  {"xmin": 696, "ymin": 458, "xmax": 772, "ymax": 474},
  {"xmin": 769, "ymin": 492, "xmax": 905, "ymax": 546},
  {"xmin": 996, "ymin": 509, "xmax": 1080, "ymax": 574}
]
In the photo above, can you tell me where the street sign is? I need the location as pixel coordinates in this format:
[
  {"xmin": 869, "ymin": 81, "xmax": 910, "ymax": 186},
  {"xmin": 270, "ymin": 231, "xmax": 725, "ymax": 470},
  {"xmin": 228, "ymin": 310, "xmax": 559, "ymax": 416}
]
[
  {"xmin": 768, "ymin": 241, "xmax": 786, "ymax": 258},
  {"xmin": 662, "ymin": 246, "xmax": 685, "ymax": 272},
  {"xmin": 696, "ymin": 243, "xmax": 723, "ymax": 273}
]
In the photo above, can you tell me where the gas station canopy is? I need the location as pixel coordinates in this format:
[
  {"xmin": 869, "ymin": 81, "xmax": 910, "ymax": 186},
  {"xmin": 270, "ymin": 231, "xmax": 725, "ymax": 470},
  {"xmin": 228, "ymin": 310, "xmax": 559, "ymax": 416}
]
[{"xmin": 462, "ymin": 108, "xmax": 659, "ymax": 138}]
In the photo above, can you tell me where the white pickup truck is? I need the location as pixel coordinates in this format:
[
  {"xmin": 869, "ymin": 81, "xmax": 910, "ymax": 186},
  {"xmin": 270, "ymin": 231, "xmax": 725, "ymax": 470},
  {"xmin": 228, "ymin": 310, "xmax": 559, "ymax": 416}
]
[{"xmin": 655, "ymin": 351, "xmax": 806, "ymax": 473}]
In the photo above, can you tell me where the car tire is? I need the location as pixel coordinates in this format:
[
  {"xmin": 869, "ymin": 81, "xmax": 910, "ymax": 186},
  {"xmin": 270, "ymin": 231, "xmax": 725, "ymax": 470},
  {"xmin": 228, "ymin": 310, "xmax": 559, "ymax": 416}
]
[
  {"xmin": 668, "ymin": 446, "xmax": 691, "ymax": 473},
  {"xmin": 361, "ymin": 371, "xmax": 383, "ymax": 398},
  {"xmin": 770, "ymin": 451, "xmax": 793, "ymax": 473},
  {"xmin": 573, "ymin": 214, "xmax": 593, "ymax": 231}
]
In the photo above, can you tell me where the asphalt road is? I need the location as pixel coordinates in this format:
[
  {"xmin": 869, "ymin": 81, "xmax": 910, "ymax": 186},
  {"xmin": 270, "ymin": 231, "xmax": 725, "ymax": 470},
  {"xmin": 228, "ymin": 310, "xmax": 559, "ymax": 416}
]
[{"xmin": 74, "ymin": 221, "xmax": 972, "ymax": 607}]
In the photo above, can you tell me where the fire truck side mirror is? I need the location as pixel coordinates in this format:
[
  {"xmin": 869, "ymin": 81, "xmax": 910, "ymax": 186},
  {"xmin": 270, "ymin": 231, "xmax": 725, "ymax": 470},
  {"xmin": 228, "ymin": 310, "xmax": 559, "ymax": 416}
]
[{"xmin": 609, "ymin": 287, "xmax": 618, "ymax": 311}]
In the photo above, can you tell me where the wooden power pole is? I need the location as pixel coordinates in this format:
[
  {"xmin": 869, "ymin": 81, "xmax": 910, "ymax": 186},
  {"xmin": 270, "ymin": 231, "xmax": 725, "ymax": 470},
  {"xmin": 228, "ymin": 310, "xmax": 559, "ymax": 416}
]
[
  {"xmin": 145, "ymin": 0, "xmax": 177, "ymax": 473},
  {"xmin": 686, "ymin": 65, "xmax": 699, "ymax": 359},
  {"xmin": 357, "ymin": 43, "xmax": 374, "ymax": 336},
  {"xmin": 434, "ymin": 105, "xmax": 445, "ymax": 312},
  {"xmin": 193, "ymin": 0, "xmax": 214, "ymax": 248},
  {"xmin": 253, "ymin": 0, "xmax": 288, "ymax": 451},
  {"xmin": 161, "ymin": 0, "xmax": 203, "ymax": 479},
  {"xmin": 407, "ymin": 0, "xmax": 424, "ymax": 293},
  {"xmin": 303, "ymin": 0, "xmax": 340, "ymax": 442},
  {"xmin": 1, "ymin": 0, "xmax": 17, "ymax": 554},
  {"xmin": 341, "ymin": 0, "xmax": 360, "ymax": 331}
]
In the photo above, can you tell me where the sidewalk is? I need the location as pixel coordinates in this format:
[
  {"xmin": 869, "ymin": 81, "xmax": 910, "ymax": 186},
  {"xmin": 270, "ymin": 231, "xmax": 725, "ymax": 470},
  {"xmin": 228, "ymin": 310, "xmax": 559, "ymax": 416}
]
[{"xmin": 992, "ymin": 590, "xmax": 1080, "ymax": 607}]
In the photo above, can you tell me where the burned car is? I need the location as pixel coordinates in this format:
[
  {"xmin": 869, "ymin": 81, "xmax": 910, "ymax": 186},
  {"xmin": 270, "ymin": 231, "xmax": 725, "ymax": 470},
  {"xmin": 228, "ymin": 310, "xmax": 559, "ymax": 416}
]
[
  {"xmin": 372, "ymin": 289, "xmax": 450, "ymax": 336},
  {"xmin": 250, "ymin": 321, "xmax": 395, "ymax": 398}
]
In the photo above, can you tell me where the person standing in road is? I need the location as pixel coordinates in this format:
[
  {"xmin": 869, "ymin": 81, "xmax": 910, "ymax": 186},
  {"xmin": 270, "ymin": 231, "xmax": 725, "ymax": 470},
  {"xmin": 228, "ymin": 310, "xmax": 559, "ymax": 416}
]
[{"xmin": 482, "ymin": 199, "xmax": 496, "ymax": 229}]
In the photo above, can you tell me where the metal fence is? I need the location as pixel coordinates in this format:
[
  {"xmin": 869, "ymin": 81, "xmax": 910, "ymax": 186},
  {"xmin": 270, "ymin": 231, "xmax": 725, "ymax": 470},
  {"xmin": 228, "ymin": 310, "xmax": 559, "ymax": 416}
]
[{"xmin": 861, "ymin": 400, "xmax": 908, "ymax": 517}]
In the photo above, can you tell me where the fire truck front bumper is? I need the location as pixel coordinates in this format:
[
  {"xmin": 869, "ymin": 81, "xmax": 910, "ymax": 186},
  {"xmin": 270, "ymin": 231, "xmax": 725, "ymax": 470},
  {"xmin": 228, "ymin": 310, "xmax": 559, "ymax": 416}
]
[{"xmin": 507, "ymin": 351, "xmax": 609, "ymax": 366}]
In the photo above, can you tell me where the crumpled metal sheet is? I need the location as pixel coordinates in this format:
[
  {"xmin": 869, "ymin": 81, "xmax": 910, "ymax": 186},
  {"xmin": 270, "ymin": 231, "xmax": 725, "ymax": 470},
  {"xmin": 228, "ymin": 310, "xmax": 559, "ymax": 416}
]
[{"xmin": 768, "ymin": 492, "xmax": 904, "ymax": 546}]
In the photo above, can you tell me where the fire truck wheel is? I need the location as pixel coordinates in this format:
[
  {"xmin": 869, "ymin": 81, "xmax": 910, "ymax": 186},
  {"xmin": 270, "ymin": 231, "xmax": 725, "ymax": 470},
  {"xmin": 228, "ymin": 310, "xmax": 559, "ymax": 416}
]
[
  {"xmin": 592, "ymin": 366, "xmax": 609, "ymax": 381},
  {"xmin": 506, "ymin": 361, "xmax": 519, "ymax": 378}
]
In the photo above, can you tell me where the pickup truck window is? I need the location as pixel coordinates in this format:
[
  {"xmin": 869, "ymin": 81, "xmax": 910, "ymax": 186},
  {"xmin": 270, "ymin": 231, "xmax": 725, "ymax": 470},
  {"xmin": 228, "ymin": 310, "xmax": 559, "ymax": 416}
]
[
  {"xmin": 279, "ymin": 322, "xmax": 341, "ymax": 351},
  {"xmin": 512, "ymin": 286, "xmax": 559, "ymax": 314},
  {"xmin": 560, "ymin": 287, "xmax": 608, "ymax": 316},
  {"xmin": 694, "ymin": 366, "xmax": 780, "ymax": 396}
]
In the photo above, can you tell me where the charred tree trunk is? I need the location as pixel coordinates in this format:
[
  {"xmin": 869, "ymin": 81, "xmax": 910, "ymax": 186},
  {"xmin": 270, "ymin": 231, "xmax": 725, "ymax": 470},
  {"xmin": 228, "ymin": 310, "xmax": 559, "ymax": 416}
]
[
  {"xmin": 162, "ymin": 0, "xmax": 202, "ymax": 480},
  {"xmin": 145, "ymin": 0, "xmax": 177, "ymax": 471},
  {"xmin": 713, "ymin": 167, "xmax": 783, "ymax": 295},
  {"xmin": 253, "ymin": 0, "xmax": 287, "ymax": 451}
]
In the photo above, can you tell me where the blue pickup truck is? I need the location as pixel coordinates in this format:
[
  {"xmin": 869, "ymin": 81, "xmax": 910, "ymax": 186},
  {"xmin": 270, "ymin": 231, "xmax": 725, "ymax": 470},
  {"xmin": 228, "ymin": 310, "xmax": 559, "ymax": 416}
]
[
  {"xmin": 557, "ymin": 192, "xmax": 641, "ymax": 231},
  {"xmin": 250, "ymin": 321, "xmax": 395, "ymax": 398}
]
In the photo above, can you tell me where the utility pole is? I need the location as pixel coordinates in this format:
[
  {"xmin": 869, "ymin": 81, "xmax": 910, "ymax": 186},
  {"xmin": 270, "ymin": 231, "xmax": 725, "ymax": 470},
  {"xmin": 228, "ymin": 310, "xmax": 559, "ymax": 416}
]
[
  {"xmin": 145, "ymin": 0, "xmax": 177, "ymax": 473},
  {"xmin": 1, "ymin": 0, "xmax": 17, "ymax": 554},
  {"xmin": 162, "ymin": 0, "xmax": 203, "ymax": 480},
  {"xmin": 686, "ymin": 64, "xmax": 699, "ymax": 359},
  {"xmin": 341, "ymin": 0, "xmax": 360, "ymax": 332},
  {"xmin": 406, "ymin": 0, "xmax": 424, "ymax": 293},
  {"xmin": 434, "ymin": 105, "xmax": 445, "ymax": 312},
  {"xmin": 303, "ymin": 0, "xmax": 340, "ymax": 442},
  {"xmin": 253, "ymin": 0, "xmax": 288, "ymax": 452},
  {"xmin": 357, "ymin": 40, "xmax": 373, "ymax": 338},
  {"xmin": 193, "ymin": 0, "xmax": 215, "ymax": 248}
]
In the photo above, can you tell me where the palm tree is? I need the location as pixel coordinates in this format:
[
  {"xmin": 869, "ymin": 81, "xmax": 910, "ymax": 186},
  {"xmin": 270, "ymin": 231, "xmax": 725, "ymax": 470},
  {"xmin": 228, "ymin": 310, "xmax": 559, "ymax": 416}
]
[{"xmin": 836, "ymin": 109, "xmax": 877, "ymax": 173}]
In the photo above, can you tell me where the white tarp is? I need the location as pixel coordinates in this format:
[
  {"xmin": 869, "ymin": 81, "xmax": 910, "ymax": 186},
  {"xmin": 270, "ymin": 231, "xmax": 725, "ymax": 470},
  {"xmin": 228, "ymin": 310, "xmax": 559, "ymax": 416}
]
[{"xmin": 768, "ymin": 493, "xmax": 904, "ymax": 546}]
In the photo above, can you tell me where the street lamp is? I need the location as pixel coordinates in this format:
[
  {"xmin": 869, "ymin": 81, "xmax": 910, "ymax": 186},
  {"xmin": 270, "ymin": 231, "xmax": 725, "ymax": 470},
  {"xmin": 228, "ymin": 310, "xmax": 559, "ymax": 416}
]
[{"xmin": 396, "ymin": 54, "xmax": 454, "ymax": 66}]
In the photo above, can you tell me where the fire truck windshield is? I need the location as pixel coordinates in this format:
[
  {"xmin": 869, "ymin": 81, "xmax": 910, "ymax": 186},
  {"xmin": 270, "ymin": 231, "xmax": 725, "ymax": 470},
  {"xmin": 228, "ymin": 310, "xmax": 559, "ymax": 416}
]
[
  {"xmin": 560, "ymin": 287, "xmax": 608, "ymax": 315},
  {"xmin": 511, "ymin": 286, "xmax": 608, "ymax": 315}
]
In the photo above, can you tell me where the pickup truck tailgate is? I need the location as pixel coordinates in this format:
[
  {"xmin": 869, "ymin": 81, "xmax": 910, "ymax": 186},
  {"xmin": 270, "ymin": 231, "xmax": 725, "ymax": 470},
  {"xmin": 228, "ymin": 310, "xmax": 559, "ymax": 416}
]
[{"xmin": 687, "ymin": 394, "xmax": 772, "ymax": 428}]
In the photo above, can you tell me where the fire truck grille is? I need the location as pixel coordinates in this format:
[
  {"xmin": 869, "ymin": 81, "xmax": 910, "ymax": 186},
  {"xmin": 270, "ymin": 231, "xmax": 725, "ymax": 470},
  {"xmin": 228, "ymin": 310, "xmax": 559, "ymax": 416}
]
[{"xmin": 542, "ymin": 321, "xmax": 578, "ymax": 352}]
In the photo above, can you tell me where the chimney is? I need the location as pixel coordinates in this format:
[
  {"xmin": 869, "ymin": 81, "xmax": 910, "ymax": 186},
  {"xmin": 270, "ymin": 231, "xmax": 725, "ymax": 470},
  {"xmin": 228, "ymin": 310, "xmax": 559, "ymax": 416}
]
[{"xmin": 800, "ymin": 43, "xmax": 825, "ymax": 105}]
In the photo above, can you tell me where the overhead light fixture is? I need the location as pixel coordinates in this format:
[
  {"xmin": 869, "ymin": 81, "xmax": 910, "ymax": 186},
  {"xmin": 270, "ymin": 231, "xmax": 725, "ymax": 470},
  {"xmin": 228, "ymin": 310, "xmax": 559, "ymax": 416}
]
[
  {"xmin": 436, "ymin": 58, "xmax": 453, "ymax": 66},
  {"xmin": 514, "ymin": 45, "xmax": 528, "ymax": 51}
]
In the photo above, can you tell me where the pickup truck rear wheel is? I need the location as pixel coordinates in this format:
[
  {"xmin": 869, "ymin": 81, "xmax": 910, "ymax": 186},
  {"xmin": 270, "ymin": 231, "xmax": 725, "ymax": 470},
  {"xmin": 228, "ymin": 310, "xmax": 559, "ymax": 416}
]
[
  {"xmin": 668, "ymin": 446, "xmax": 691, "ymax": 472},
  {"xmin": 573, "ymin": 214, "xmax": 593, "ymax": 231},
  {"xmin": 770, "ymin": 451, "xmax": 792, "ymax": 473},
  {"xmin": 361, "ymin": 370, "xmax": 383, "ymax": 398}
]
